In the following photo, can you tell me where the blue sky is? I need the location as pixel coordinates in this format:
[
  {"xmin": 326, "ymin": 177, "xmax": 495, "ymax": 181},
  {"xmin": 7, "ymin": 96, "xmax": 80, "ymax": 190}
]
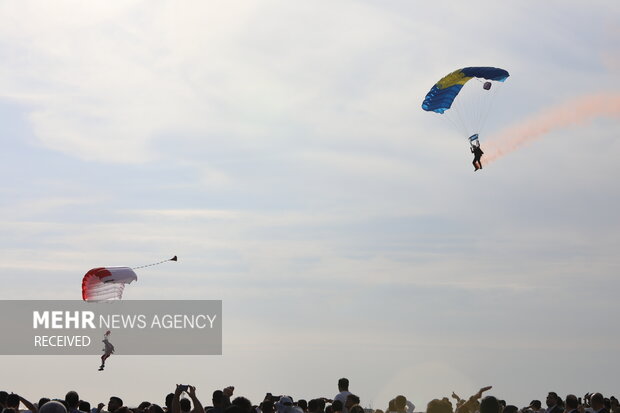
[{"xmin": 1, "ymin": 0, "xmax": 619, "ymax": 409}]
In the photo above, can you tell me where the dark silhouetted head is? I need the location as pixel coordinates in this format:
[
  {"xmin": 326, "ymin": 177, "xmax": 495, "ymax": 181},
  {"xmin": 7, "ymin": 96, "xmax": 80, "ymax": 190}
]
[
  {"xmin": 480, "ymin": 397, "xmax": 500, "ymax": 413},
  {"xmin": 65, "ymin": 392, "xmax": 79, "ymax": 409},
  {"xmin": 149, "ymin": 404, "xmax": 165, "ymax": 413},
  {"xmin": 213, "ymin": 391, "xmax": 226, "ymax": 408},
  {"xmin": 108, "ymin": 397, "xmax": 123, "ymax": 413},
  {"xmin": 591, "ymin": 394, "xmax": 605, "ymax": 410},
  {"xmin": 426, "ymin": 399, "xmax": 453, "ymax": 413},
  {"xmin": 166, "ymin": 394, "xmax": 175, "ymax": 411},
  {"xmin": 6, "ymin": 394, "xmax": 20, "ymax": 409},
  {"xmin": 346, "ymin": 395, "xmax": 360, "ymax": 409},
  {"xmin": 232, "ymin": 397, "xmax": 253, "ymax": 413},
  {"xmin": 40, "ymin": 401, "xmax": 68, "ymax": 413},
  {"xmin": 180, "ymin": 399, "xmax": 191, "ymax": 412}
]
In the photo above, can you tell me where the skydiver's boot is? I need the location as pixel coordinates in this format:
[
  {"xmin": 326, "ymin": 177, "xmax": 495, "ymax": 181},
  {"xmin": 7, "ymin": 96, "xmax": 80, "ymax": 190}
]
[{"xmin": 99, "ymin": 364, "xmax": 104, "ymax": 371}]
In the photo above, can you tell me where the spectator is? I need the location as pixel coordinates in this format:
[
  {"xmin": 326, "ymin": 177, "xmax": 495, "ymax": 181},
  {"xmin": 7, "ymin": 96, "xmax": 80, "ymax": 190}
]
[
  {"xmin": 180, "ymin": 400, "xmax": 192, "ymax": 413},
  {"xmin": 107, "ymin": 397, "xmax": 123, "ymax": 413},
  {"xmin": 65, "ymin": 392, "xmax": 80, "ymax": 413},
  {"xmin": 480, "ymin": 397, "xmax": 500, "ymax": 413},
  {"xmin": 231, "ymin": 398, "xmax": 252, "ymax": 413},
  {"xmin": 331, "ymin": 401, "xmax": 343, "ymax": 413},
  {"xmin": 526, "ymin": 401, "xmax": 544, "ymax": 413},
  {"xmin": 591, "ymin": 394, "xmax": 607, "ymax": 413},
  {"xmin": 208, "ymin": 392, "xmax": 226, "ymax": 413},
  {"xmin": 260, "ymin": 401, "xmax": 275, "ymax": 413},
  {"xmin": 6, "ymin": 394, "xmax": 38, "ymax": 413},
  {"xmin": 457, "ymin": 387, "xmax": 492, "ymax": 413},
  {"xmin": 546, "ymin": 393, "xmax": 562, "ymax": 413},
  {"xmin": 173, "ymin": 386, "xmax": 205, "ymax": 413},
  {"xmin": 307, "ymin": 401, "xmax": 320, "ymax": 413},
  {"xmin": 39, "ymin": 402, "xmax": 67, "ymax": 413},
  {"xmin": 387, "ymin": 396, "xmax": 414, "ymax": 413},
  {"xmin": 426, "ymin": 399, "xmax": 452, "ymax": 413},
  {"xmin": 166, "ymin": 395, "xmax": 175, "ymax": 413},
  {"xmin": 276, "ymin": 397, "xmax": 302, "ymax": 413},
  {"xmin": 565, "ymin": 395, "xmax": 579, "ymax": 413},
  {"xmin": 136, "ymin": 403, "xmax": 151, "ymax": 413},
  {"xmin": 1, "ymin": 393, "xmax": 9, "ymax": 411},
  {"xmin": 334, "ymin": 380, "xmax": 352, "ymax": 413},
  {"xmin": 344, "ymin": 396, "xmax": 360, "ymax": 413}
]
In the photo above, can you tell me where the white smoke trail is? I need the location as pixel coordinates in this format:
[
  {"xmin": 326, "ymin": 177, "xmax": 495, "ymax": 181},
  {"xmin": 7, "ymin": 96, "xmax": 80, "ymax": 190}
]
[{"xmin": 482, "ymin": 94, "xmax": 620, "ymax": 165}]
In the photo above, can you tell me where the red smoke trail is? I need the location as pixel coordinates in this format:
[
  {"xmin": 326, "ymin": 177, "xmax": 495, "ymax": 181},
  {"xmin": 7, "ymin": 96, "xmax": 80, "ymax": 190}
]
[{"xmin": 482, "ymin": 94, "xmax": 620, "ymax": 165}]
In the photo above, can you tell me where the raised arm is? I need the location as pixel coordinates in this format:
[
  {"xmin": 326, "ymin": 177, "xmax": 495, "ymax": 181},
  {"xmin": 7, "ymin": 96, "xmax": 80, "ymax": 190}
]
[
  {"xmin": 187, "ymin": 386, "xmax": 205, "ymax": 413},
  {"xmin": 17, "ymin": 395, "xmax": 38, "ymax": 413},
  {"xmin": 459, "ymin": 386, "xmax": 493, "ymax": 413},
  {"xmin": 173, "ymin": 385, "xmax": 184, "ymax": 413}
]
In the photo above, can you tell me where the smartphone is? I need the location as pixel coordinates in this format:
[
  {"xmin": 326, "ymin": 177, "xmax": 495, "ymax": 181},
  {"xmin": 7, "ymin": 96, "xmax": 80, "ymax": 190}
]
[{"xmin": 179, "ymin": 385, "xmax": 189, "ymax": 392}]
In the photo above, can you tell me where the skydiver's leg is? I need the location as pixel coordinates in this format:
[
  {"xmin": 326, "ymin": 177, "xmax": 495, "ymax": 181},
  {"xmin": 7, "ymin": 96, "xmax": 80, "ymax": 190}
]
[
  {"xmin": 99, "ymin": 353, "xmax": 110, "ymax": 370},
  {"xmin": 474, "ymin": 157, "xmax": 482, "ymax": 170}
]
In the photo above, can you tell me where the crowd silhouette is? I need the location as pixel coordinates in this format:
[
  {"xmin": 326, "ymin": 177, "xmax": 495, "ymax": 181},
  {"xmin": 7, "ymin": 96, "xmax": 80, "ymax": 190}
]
[{"xmin": 1, "ymin": 379, "xmax": 618, "ymax": 413}]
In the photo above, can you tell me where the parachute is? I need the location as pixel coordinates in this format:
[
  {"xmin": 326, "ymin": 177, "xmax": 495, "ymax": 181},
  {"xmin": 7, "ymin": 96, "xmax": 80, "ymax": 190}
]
[
  {"xmin": 82, "ymin": 255, "xmax": 177, "ymax": 302},
  {"xmin": 422, "ymin": 67, "xmax": 509, "ymax": 140},
  {"xmin": 82, "ymin": 267, "xmax": 138, "ymax": 302}
]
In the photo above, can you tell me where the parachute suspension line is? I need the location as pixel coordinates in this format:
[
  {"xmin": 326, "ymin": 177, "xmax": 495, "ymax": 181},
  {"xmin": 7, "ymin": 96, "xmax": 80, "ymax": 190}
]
[
  {"xmin": 474, "ymin": 79, "xmax": 485, "ymax": 132},
  {"xmin": 469, "ymin": 79, "xmax": 485, "ymax": 135},
  {"xmin": 132, "ymin": 255, "xmax": 178, "ymax": 270},
  {"xmin": 478, "ymin": 82, "xmax": 504, "ymax": 137},
  {"xmin": 444, "ymin": 108, "xmax": 469, "ymax": 137},
  {"xmin": 452, "ymin": 96, "xmax": 472, "ymax": 136}
]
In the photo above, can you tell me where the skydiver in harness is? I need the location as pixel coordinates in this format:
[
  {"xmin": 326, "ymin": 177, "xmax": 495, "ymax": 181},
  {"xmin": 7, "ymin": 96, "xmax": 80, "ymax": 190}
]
[
  {"xmin": 469, "ymin": 134, "xmax": 484, "ymax": 171},
  {"xmin": 99, "ymin": 330, "xmax": 114, "ymax": 371}
]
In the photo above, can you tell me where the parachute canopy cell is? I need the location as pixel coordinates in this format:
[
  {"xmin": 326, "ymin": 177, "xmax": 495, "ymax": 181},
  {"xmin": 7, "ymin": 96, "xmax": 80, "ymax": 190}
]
[
  {"xmin": 82, "ymin": 267, "xmax": 138, "ymax": 302},
  {"xmin": 421, "ymin": 67, "xmax": 509, "ymax": 114}
]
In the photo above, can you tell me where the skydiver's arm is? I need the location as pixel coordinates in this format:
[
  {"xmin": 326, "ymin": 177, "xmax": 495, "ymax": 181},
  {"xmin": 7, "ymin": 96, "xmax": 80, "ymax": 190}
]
[{"xmin": 188, "ymin": 386, "xmax": 205, "ymax": 413}]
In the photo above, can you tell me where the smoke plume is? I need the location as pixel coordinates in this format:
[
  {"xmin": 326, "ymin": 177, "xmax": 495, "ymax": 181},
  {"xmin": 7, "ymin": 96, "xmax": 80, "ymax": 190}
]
[{"xmin": 483, "ymin": 94, "xmax": 620, "ymax": 165}]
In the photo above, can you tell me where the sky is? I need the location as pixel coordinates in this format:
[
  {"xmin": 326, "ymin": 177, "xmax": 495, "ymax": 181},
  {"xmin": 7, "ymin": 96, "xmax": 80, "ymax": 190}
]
[{"xmin": 1, "ymin": 0, "xmax": 619, "ymax": 410}]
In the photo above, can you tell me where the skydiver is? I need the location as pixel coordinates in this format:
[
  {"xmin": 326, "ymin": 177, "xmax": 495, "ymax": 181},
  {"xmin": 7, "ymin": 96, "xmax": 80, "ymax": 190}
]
[
  {"xmin": 471, "ymin": 141, "xmax": 484, "ymax": 171},
  {"xmin": 99, "ymin": 330, "xmax": 115, "ymax": 371}
]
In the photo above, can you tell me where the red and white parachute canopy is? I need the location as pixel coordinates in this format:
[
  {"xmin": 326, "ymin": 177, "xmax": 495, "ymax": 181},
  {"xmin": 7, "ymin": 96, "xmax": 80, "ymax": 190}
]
[
  {"xmin": 82, "ymin": 267, "xmax": 138, "ymax": 302},
  {"xmin": 81, "ymin": 256, "xmax": 177, "ymax": 302}
]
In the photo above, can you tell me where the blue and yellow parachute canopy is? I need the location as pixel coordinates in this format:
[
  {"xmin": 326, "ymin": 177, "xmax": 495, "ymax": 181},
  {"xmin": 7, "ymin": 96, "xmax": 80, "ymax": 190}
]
[{"xmin": 422, "ymin": 67, "xmax": 509, "ymax": 114}]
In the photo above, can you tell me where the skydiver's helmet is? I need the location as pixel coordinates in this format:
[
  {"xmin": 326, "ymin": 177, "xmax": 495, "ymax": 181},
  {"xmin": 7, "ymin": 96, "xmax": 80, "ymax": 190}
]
[{"xmin": 483, "ymin": 81, "xmax": 492, "ymax": 90}]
